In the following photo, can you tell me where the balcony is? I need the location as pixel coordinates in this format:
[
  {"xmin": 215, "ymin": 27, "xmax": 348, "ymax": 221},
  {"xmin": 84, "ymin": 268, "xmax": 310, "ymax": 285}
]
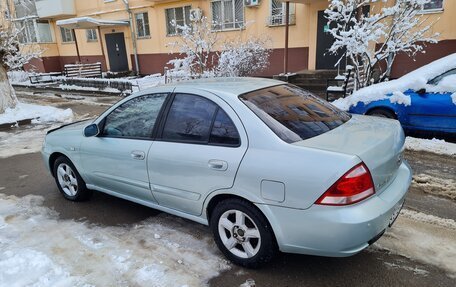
[{"xmin": 35, "ymin": 0, "xmax": 76, "ymax": 19}]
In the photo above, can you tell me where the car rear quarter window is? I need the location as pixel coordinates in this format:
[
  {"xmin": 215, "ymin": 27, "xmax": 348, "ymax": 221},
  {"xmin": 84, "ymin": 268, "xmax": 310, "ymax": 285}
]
[
  {"xmin": 209, "ymin": 108, "xmax": 240, "ymax": 146},
  {"xmin": 240, "ymin": 85, "xmax": 351, "ymax": 143},
  {"xmin": 102, "ymin": 93, "xmax": 168, "ymax": 139}
]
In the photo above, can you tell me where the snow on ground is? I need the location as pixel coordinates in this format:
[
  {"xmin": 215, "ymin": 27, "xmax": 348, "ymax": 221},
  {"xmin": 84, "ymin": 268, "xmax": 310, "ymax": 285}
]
[
  {"xmin": 0, "ymin": 125, "xmax": 55, "ymax": 158},
  {"xmin": 405, "ymin": 136, "xmax": 456, "ymax": 156},
  {"xmin": 332, "ymin": 53, "xmax": 456, "ymax": 111},
  {"xmin": 0, "ymin": 102, "xmax": 73, "ymax": 125},
  {"xmin": 0, "ymin": 193, "xmax": 229, "ymax": 286},
  {"xmin": 59, "ymin": 84, "xmax": 121, "ymax": 94},
  {"xmin": 412, "ymin": 174, "xmax": 456, "ymax": 200},
  {"xmin": 374, "ymin": 209, "xmax": 456, "ymax": 279}
]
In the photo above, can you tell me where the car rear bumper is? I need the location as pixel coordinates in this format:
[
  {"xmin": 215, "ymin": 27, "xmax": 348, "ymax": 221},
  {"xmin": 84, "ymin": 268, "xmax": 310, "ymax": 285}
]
[{"xmin": 256, "ymin": 161, "xmax": 412, "ymax": 257}]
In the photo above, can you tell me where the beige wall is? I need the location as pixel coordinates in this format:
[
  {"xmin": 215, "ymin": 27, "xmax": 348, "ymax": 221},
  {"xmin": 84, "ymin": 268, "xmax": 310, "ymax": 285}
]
[{"xmin": 3, "ymin": 0, "xmax": 455, "ymax": 73}]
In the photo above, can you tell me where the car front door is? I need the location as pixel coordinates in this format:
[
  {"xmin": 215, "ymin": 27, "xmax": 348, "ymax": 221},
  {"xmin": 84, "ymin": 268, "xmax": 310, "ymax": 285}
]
[
  {"xmin": 405, "ymin": 70, "xmax": 456, "ymax": 132},
  {"xmin": 147, "ymin": 88, "xmax": 248, "ymax": 216},
  {"xmin": 80, "ymin": 91, "xmax": 170, "ymax": 203}
]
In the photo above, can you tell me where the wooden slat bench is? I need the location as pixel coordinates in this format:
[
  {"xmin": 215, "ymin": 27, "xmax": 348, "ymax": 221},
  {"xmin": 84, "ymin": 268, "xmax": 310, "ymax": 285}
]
[{"xmin": 64, "ymin": 63, "xmax": 102, "ymax": 78}]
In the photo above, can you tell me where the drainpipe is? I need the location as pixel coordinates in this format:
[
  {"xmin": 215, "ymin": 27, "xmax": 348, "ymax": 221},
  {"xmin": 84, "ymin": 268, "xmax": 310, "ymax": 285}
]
[{"xmin": 122, "ymin": 0, "xmax": 140, "ymax": 75}]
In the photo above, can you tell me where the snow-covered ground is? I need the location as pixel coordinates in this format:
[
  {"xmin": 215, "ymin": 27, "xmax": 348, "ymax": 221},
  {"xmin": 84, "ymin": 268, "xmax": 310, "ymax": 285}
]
[
  {"xmin": 374, "ymin": 209, "xmax": 456, "ymax": 279},
  {"xmin": 412, "ymin": 173, "xmax": 456, "ymax": 200},
  {"xmin": 0, "ymin": 193, "xmax": 229, "ymax": 286},
  {"xmin": 405, "ymin": 137, "xmax": 456, "ymax": 156},
  {"xmin": 0, "ymin": 103, "xmax": 73, "ymax": 125}
]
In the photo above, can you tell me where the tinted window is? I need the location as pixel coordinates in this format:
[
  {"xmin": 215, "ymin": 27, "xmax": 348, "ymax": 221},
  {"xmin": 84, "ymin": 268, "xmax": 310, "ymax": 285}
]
[
  {"xmin": 210, "ymin": 109, "xmax": 240, "ymax": 146},
  {"xmin": 162, "ymin": 94, "xmax": 217, "ymax": 143},
  {"xmin": 103, "ymin": 94, "xmax": 167, "ymax": 138},
  {"xmin": 240, "ymin": 85, "xmax": 351, "ymax": 143}
]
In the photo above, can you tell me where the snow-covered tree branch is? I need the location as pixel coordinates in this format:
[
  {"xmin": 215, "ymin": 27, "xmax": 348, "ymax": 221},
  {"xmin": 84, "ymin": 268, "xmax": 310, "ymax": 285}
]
[
  {"xmin": 326, "ymin": 0, "xmax": 439, "ymax": 89},
  {"xmin": 217, "ymin": 37, "xmax": 272, "ymax": 77},
  {"xmin": 0, "ymin": 1, "xmax": 42, "ymax": 113},
  {"xmin": 166, "ymin": 17, "xmax": 271, "ymax": 80}
]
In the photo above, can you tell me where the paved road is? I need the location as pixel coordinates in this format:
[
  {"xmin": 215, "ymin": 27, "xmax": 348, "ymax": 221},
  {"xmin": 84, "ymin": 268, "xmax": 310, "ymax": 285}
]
[
  {"xmin": 1, "ymin": 92, "xmax": 455, "ymax": 286},
  {"xmin": 0, "ymin": 151, "xmax": 454, "ymax": 287}
]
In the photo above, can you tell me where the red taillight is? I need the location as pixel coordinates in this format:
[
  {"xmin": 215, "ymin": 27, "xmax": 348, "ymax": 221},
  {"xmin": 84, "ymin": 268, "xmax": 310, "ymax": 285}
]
[{"xmin": 316, "ymin": 163, "xmax": 375, "ymax": 206}]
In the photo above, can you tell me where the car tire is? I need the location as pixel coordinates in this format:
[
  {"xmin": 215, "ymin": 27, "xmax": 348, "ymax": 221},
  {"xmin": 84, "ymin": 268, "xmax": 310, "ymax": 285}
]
[
  {"xmin": 367, "ymin": 108, "xmax": 396, "ymax": 119},
  {"xmin": 53, "ymin": 156, "xmax": 92, "ymax": 201},
  {"xmin": 210, "ymin": 198, "xmax": 277, "ymax": 268}
]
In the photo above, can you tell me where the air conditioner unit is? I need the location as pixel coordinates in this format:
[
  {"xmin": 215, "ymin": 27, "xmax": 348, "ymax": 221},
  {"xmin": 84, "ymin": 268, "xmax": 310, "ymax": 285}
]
[
  {"xmin": 189, "ymin": 8, "xmax": 203, "ymax": 22},
  {"xmin": 245, "ymin": 0, "xmax": 260, "ymax": 7}
]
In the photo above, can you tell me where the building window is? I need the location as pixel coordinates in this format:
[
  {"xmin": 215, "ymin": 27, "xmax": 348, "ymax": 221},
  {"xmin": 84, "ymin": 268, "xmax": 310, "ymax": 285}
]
[
  {"xmin": 211, "ymin": 0, "xmax": 244, "ymax": 31},
  {"xmin": 86, "ymin": 29, "xmax": 98, "ymax": 42},
  {"xmin": 268, "ymin": 0, "xmax": 296, "ymax": 26},
  {"xmin": 165, "ymin": 6, "xmax": 191, "ymax": 36},
  {"xmin": 16, "ymin": 19, "xmax": 53, "ymax": 43},
  {"xmin": 60, "ymin": 27, "xmax": 74, "ymax": 43},
  {"xmin": 423, "ymin": 0, "xmax": 444, "ymax": 11},
  {"xmin": 135, "ymin": 12, "xmax": 150, "ymax": 38}
]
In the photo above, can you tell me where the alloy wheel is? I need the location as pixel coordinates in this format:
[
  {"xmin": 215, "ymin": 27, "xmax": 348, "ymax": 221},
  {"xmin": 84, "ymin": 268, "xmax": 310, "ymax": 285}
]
[
  {"xmin": 218, "ymin": 209, "xmax": 261, "ymax": 259},
  {"xmin": 56, "ymin": 163, "xmax": 78, "ymax": 196}
]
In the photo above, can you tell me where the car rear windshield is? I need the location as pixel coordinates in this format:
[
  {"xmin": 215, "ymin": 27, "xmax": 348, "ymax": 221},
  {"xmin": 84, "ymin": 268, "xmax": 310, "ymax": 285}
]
[{"xmin": 239, "ymin": 84, "xmax": 351, "ymax": 143}]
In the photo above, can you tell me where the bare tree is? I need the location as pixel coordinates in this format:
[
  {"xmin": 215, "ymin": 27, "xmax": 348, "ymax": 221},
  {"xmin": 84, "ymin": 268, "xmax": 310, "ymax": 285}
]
[{"xmin": 326, "ymin": 0, "xmax": 439, "ymax": 89}]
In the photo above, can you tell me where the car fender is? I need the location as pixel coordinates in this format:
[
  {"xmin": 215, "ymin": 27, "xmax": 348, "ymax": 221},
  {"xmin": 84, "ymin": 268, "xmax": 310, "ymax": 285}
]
[
  {"xmin": 363, "ymin": 101, "xmax": 405, "ymax": 121},
  {"xmin": 202, "ymin": 188, "xmax": 268, "ymax": 220}
]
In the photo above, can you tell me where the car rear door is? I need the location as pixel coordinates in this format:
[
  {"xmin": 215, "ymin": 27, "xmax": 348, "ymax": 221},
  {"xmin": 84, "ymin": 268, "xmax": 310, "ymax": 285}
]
[
  {"xmin": 80, "ymin": 91, "xmax": 171, "ymax": 203},
  {"xmin": 147, "ymin": 88, "xmax": 248, "ymax": 216}
]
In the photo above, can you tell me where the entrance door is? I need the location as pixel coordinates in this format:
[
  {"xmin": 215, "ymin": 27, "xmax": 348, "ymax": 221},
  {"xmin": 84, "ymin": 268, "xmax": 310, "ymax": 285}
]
[
  {"xmin": 316, "ymin": 10, "xmax": 345, "ymax": 70},
  {"xmin": 105, "ymin": 32, "xmax": 129, "ymax": 72}
]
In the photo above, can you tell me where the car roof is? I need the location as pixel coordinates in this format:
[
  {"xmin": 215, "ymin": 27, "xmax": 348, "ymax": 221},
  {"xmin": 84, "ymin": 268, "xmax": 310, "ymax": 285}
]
[{"xmin": 167, "ymin": 77, "xmax": 284, "ymax": 96}]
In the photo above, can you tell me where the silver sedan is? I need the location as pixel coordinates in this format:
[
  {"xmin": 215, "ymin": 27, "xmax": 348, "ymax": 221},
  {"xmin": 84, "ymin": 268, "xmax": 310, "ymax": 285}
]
[{"xmin": 42, "ymin": 78, "xmax": 412, "ymax": 267}]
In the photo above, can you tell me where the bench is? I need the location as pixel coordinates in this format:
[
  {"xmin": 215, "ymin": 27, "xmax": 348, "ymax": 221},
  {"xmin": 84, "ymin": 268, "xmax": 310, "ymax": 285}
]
[
  {"xmin": 64, "ymin": 63, "xmax": 102, "ymax": 78},
  {"xmin": 29, "ymin": 72, "xmax": 62, "ymax": 84},
  {"xmin": 326, "ymin": 67, "xmax": 353, "ymax": 101}
]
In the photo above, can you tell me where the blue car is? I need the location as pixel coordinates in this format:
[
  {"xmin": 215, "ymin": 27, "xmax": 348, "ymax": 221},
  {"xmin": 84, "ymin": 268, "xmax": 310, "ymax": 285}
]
[{"xmin": 349, "ymin": 66, "xmax": 456, "ymax": 136}]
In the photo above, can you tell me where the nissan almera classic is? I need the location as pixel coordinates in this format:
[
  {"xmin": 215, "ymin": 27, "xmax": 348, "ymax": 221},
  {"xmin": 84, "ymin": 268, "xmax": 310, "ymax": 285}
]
[{"xmin": 42, "ymin": 78, "xmax": 412, "ymax": 267}]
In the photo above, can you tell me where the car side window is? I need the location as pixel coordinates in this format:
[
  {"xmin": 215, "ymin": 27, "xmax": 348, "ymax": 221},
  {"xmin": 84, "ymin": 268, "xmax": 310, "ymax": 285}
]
[
  {"xmin": 162, "ymin": 94, "xmax": 218, "ymax": 143},
  {"xmin": 102, "ymin": 93, "xmax": 168, "ymax": 138},
  {"xmin": 209, "ymin": 108, "xmax": 240, "ymax": 146},
  {"xmin": 161, "ymin": 93, "xmax": 241, "ymax": 146},
  {"xmin": 428, "ymin": 69, "xmax": 456, "ymax": 86}
]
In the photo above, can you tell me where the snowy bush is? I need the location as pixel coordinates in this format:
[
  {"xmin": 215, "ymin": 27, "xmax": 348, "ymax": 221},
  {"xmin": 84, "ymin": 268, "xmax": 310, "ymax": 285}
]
[
  {"xmin": 166, "ymin": 17, "xmax": 218, "ymax": 78},
  {"xmin": 166, "ymin": 18, "xmax": 271, "ymax": 80},
  {"xmin": 326, "ymin": 0, "xmax": 439, "ymax": 90},
  {"xmin": 217, "ymin": 37, "xmax": 272, "ymax": 77}
]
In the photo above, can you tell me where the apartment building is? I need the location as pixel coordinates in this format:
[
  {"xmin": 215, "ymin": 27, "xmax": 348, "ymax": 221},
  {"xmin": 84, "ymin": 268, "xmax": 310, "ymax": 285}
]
[{"xmin": 1, "ymin": 0, "xmax": 455, "ymax": 77}]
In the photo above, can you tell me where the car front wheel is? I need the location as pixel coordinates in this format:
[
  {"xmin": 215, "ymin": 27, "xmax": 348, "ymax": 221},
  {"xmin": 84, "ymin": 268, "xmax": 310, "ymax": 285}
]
[
  {"xmin": 53, "ymin": 156, "xmax": 92, "ymax": 201},
  {"xmin": 210, "ymin": 198, "xmax": 277, "ymax": 268}
]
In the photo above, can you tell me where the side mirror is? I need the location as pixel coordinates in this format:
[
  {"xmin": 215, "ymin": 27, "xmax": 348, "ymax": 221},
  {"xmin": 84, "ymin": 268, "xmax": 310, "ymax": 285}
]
[
  {"xmin": 84, "ymin": 123, "xmax": 100, "ymax": 137},
  {"xmin": 416, "ymin": 88, "xmax": 426, "ymax": 95}
]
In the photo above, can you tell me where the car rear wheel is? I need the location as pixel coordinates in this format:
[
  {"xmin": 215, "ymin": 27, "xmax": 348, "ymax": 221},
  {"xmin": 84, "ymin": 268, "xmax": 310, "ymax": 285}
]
[
  {"xmin": 53, "ymin": 156, "xmax": 92, "ymax": 201},
  {"xmin": 367, "ymin": 108, "xmax": 396, "ymax": 119},
  {"xmin": 210, "ymin": 198, "xmax": 277, "ymax": 268}
]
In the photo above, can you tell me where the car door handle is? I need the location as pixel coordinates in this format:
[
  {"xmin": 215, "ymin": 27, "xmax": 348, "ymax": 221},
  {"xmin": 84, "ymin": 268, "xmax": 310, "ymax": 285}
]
[
  {"xmin": 208, "ymin": 159, "xmax": 228, "ymax": 171},
  {"xmin": 131, "ymin": 150, "xmax": 145, "ymax": 160}
]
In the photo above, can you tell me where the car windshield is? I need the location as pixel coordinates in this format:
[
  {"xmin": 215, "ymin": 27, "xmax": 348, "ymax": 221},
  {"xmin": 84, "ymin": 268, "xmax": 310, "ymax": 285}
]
[{"xmin": 240, "ymin": 84, "xmax": 351, "ymax": 143}]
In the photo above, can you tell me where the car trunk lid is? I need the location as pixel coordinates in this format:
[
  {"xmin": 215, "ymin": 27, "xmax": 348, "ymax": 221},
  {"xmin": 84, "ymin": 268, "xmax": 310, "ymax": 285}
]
[{"xmin": 293, "ymin": 115, "xmax": 405, "ymax": 194}]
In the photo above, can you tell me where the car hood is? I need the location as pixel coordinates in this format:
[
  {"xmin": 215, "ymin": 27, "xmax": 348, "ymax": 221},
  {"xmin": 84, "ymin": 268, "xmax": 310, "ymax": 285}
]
[
  {"xmin": 47, "ymin": 119, "xmax": 94, "ymax": 135},
  {"xmin": 293, "ymin": 115, "xmax": 405, "ymax": 193}
]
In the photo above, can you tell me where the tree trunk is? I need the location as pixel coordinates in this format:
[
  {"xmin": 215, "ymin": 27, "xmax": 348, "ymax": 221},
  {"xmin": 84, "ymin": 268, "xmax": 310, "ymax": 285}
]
[{"xmin": 0, "ymin": 65, "xmax": 17, "ymax": 113}]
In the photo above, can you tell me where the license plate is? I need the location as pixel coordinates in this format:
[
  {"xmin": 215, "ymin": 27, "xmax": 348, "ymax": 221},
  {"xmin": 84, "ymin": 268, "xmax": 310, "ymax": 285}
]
[{"xmin": 388, "ymin": 200, "xmax": 404, "ymax": 228}]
